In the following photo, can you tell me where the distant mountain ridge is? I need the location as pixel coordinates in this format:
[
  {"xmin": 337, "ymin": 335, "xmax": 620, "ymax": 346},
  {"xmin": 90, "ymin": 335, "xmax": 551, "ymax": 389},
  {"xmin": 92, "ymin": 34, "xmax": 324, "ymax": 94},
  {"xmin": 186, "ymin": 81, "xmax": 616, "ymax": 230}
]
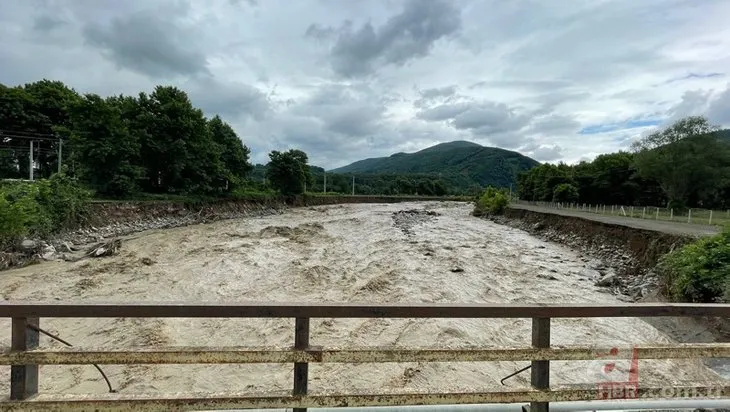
[{"xmin": 331, "ymin": 140, "xmax": 539, "ymax": 189}]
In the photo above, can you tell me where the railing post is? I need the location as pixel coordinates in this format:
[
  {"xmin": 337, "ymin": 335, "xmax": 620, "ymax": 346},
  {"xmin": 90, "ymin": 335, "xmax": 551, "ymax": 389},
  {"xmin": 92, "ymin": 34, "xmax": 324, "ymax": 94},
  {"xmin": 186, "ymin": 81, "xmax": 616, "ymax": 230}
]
[
  {"xmin": 530, "ymin": 317, "xmax": 550, "ymax": 412},
  {"xmin": 293, "ymin": 317, "xmax": 310, "ymax": 412},
  {"xmin": 11, "ymin": 317, "xmax": 39, "ymax": 400}
]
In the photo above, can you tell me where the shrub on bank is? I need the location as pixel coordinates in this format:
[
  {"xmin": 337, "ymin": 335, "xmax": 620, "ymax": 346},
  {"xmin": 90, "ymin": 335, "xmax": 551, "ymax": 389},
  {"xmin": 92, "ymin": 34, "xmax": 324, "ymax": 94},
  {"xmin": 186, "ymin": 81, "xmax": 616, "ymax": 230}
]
[
  {"xmin": 0, "ymin": 173, "xmax": 91, "ymax": 249},
  {"xmin": 657, "ymin": 228, "xmax": 730, "ymax": 303},
  {"xmin": 473, "ymin": 186, "xmax": 509, "ymax": 216}
]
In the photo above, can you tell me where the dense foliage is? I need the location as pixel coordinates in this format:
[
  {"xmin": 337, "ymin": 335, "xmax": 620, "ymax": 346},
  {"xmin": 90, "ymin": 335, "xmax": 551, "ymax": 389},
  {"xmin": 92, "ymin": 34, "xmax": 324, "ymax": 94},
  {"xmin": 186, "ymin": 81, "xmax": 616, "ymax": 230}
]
[
  {"xmin": 473, "ymin": 187, "xmax": 510, "ymax": 216},
  {"xmin": 552, "ymin": 183, "xmax": 579, "ymax": 203},
  {"xmin": 0, "ymin": 173, "xmax": 91, "ymax": 249},
  {"xmin": 632, "ymin": 117, "xmax": 730, "ymax": 210},
  {"xmin": 518, "ymin": 117, "xmax": 730, "ymax": 209},
  {"xmin": 1, "ymin": 80, "xmax": 253, "ymax": 197},
  {"xmin": 251, "ymin": 165, "xmax": 452, "ymax": 196},
  {"xmin": 657, "ymin": 228, "xmax": 730, "ymax": 303},
  {"xmin": 266, "ymin": 150, "xmax": 311, "ymax": 196},
  {"xmin": 331, "ymin": 141, "xmax": 538, "ymax": 192}
]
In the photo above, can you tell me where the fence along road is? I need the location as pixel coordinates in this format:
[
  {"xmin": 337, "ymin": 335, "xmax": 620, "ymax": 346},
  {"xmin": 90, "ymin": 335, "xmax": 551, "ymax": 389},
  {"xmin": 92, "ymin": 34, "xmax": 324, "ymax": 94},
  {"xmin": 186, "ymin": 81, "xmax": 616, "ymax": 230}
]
[
  {"xmin": 511, "ymin": 202, "xmax": 719, "ymax": 237},
  {"xmin": 1, "ymin": 302, "xmax": 729, "ymax": 411}
]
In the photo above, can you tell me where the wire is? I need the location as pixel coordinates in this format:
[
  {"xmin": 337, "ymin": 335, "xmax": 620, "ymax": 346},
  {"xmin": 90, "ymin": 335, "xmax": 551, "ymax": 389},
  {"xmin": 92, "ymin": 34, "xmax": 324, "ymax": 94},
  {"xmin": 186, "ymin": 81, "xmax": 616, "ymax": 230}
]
[
  {"xmin": 26, "ymin": 324, "xmax": 116, "ymax": 393},
  {"xmin": 0, "ymin": 129, "xmax": 55, "ymax": 137},
  {"xmin": 500, "ymin": 364, "xmax": 531, "ymax": 385}
]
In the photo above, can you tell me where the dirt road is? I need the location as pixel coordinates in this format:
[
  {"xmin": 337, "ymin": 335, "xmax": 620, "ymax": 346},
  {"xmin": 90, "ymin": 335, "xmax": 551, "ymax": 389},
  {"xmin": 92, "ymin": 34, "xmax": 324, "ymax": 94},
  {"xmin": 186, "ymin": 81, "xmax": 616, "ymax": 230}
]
[
  {"xmin": 0, "ymin": 202, "xmax": 721, "ymax": 397},
  {"xmin": 510, "ymin": 203, "xmax": 719, "ymax": 237}
]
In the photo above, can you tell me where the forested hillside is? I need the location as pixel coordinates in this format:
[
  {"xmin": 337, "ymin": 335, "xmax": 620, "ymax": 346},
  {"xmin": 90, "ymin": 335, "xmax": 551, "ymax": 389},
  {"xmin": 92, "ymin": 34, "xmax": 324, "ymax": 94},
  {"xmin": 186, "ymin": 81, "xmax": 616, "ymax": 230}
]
[
  {"xmin": 331, "ymin": 141, "xmax": 539, "ymax": 190},
  {"xmin": 1, "ymin": 80, "xmax": 252, "ymax": 197}
]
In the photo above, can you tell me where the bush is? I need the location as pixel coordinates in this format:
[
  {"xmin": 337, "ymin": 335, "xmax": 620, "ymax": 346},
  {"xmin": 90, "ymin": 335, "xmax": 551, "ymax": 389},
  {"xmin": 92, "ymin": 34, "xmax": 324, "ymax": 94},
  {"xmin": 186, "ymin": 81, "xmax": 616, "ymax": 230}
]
[
  {"xmin": 657, "ymin": 228, "xmax": 730, "ymax": 302},
  {"xmin": 473, "ymin": 186, "xmax": 509, "ymax": 216},
  {"xmin": 553, "ymin": 183, "xmax": 579, "ymax": 203},
  {"xmin": 0, "ymin": 173, "xmax": 91, "ymax": 249}
]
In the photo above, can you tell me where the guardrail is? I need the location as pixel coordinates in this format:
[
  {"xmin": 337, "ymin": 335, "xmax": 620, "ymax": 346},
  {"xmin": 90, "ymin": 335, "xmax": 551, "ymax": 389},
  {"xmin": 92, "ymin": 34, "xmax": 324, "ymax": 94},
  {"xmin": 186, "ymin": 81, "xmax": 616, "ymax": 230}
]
[{"xmin": 1, "ymin": 302, "xmax": 729, "ymax": 411}]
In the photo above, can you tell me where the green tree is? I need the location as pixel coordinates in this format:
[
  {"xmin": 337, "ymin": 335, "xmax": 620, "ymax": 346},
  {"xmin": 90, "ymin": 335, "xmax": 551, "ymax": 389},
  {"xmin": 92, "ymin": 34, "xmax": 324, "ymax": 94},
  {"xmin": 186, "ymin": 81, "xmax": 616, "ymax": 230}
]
[
  {"xmin": 70, "ymin": 94, "xmax": 144, "ymax": 197},
  {"xmin": 632, "ymin": 116, "xmax": 727, "ymax": 209},
  {"xmin": 138, "ymin": 86, "xmax": 225, "ymax": 194},
  {"xmin": 266, "ymin": 149, "xmax": 310, "ymax": 196},
  {"xmin": 474, "ymin": 186, "xmax": 509, "ymax": 216},
  {"xmin": 207, "ymin": 115, "xmax": 252, "ymax": 190},
  {"xmin": 552, "ymin": 183, "xmax": 579, "ymax": 203},
  {"xmin": 22, "ymin": 80, "xmax": 81, "ymax": 177}
]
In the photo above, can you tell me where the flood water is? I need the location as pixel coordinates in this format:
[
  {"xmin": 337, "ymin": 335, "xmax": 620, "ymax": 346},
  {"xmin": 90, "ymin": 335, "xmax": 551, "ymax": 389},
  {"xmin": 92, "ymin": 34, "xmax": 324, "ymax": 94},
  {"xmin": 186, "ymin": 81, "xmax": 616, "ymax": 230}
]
[{"xmin": 0, "ymin": 202, "xmax": 721, "ymax": 396}]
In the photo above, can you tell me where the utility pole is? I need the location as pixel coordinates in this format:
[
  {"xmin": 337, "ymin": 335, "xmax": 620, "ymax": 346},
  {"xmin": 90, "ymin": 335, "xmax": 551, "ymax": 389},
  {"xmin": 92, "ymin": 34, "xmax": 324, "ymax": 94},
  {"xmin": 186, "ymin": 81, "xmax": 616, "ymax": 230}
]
[
  {"xmin": 57, "ymin": 137, "xmax": 62, "ymax": 173},
  {"xmin": 29, "ymin": 140, "xmax": 34, "ymax": 180},
  {"xmin": 324, "ymin": 172, "xmax": 327, "ymax": 194},
  {"xmin": 351, "ymin": 176, "xmax": 355, "ymax": 196}
]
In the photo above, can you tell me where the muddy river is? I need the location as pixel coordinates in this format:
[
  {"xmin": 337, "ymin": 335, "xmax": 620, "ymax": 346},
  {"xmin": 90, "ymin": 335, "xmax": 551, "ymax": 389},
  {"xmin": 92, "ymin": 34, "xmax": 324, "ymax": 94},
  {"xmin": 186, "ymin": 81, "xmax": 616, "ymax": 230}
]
[{"xmin": 0, "ymin": 202, "xmax": 721, "ymax": 396}]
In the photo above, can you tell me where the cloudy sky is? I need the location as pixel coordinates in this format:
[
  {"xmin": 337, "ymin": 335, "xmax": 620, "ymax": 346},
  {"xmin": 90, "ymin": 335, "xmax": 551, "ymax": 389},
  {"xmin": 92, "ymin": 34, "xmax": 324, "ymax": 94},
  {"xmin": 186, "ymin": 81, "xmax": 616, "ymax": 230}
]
[{"xmin": 2, "ymin": 0, "xmax": 730, "ymax": 168}]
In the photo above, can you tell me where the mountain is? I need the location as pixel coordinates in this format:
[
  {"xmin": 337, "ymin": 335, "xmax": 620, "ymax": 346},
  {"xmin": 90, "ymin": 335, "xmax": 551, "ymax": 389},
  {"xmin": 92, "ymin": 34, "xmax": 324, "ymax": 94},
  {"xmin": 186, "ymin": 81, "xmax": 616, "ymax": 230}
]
[{"xmin": 330, "ymin": 141, "xmax": 539, "ymax": 189}]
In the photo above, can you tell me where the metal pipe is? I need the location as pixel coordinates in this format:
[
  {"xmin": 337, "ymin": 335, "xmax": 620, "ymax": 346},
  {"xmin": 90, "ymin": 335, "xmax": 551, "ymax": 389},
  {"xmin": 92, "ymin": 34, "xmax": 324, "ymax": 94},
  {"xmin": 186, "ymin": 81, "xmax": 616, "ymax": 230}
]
[{"xmin": 237, "ymin": 398, "xmax": 730, "ymax": 412}]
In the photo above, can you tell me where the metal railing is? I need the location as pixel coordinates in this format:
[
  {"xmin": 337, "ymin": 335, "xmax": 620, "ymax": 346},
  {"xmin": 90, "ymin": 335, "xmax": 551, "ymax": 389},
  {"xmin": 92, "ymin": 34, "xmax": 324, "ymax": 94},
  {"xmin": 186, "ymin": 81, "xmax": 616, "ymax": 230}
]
[{"xmin": 1, "ymin": 302, "xmax": 729, "ymax": 411}]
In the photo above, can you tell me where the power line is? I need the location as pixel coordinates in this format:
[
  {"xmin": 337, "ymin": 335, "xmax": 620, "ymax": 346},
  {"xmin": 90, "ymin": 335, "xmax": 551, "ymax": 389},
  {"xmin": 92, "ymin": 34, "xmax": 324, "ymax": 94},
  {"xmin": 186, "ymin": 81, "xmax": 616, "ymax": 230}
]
[
  {"xmin": 0, "ymin": 129, "xmax": 55, "ymax": 138},
  {"xmin": 0, "ymin": 133, "xmax": 61, "ymax": 142}
]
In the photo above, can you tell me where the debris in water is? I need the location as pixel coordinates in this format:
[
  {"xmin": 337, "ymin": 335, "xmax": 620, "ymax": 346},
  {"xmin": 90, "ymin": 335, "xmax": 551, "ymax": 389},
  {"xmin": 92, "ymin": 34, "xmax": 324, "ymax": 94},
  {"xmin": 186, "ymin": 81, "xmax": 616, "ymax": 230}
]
[
  {"xmin": 450, "ymin": 266, "xmax": 465, "ymax": 273},
  {"xmin": 87, "ymin": 239, "xmax": 122, "ymax": 258},
  {"xmin": 392, "ymin": 209, "xmax": 440, "ymax": 236}
]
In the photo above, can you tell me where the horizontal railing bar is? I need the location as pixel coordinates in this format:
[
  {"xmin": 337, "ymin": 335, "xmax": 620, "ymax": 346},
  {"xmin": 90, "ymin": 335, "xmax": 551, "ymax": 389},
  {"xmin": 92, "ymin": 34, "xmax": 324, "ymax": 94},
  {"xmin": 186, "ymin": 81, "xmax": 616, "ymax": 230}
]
[
  {"xmin": 2, "ymin": 344, "xmax": 729, "ymax": 365},
  {"xmin": 1, "ymin": 302, "xmax": 729, "ymax": 318},
  {"xmin": 2, "ymin": 387, "xmax": 728, "ymax": 411}
]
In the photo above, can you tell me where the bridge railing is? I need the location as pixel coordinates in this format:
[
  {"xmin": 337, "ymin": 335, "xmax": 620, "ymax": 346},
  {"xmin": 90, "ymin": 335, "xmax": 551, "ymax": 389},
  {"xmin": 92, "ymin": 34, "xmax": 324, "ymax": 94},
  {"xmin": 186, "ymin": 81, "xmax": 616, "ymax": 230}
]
[{"xmin": 1, "ymin": 302, "xmax": 729, "ymax": 411}]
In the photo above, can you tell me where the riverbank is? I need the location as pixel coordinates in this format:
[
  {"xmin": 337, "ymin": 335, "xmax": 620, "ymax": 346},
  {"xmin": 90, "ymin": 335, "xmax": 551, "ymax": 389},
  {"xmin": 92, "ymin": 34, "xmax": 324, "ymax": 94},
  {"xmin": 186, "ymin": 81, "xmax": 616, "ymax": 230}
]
[{"xmin": 0, "ymin": 195, "xmax": 459, "ymax": 271}]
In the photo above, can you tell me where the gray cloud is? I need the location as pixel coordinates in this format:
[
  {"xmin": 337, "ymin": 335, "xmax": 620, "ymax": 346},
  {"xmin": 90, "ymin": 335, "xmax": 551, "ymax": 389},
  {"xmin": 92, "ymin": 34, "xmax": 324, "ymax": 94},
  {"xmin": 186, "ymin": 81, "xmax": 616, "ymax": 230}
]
[
  {"xmin": 413, "ymin": 85, "xmax": 458, "ymax": 107},
  {"xmin": 33, "ymin": 15, "xmax": 67, "ymax": 32},
  {"xmin": 417, "ymin": 100, "xmax": 530, "ymax": 146},
  {"xmin": 531, "ymin": 145, "xmax": 563, "ymax": 162},
  {"xmin": 527, "ymin": 114, "xmax": 581, "ymax": 135},
  {"xmin": 2, "ymin": 0, "xmax": 730, "ymax": 167},
  {"xmin": 707, "ymin": 84, "xmax": 730, "ymax": 126},
  {"xmin": 451, "ymin": 102, "xmax": 528, "ymax": 133},
  {"xmin": 665, "ymin": 90, "xmax": 712, "ymax": 121},
  {"xmin": 420, "ymin": 85, "xmax": 457, "ymax": 99},
  {"xmin": 82, "ymin": 6, "xmax": 209, "ymax": 78},
  {"xmin": 186, "ymin": 77, "xmax": 271, "ymax": 121},
  {"xmin": 312, "ymin": 0, "xmax": 461, "ymax": 77},
  {"xmin": 417, "ymin": 102, "xmax": 470, "ymax": 121}
]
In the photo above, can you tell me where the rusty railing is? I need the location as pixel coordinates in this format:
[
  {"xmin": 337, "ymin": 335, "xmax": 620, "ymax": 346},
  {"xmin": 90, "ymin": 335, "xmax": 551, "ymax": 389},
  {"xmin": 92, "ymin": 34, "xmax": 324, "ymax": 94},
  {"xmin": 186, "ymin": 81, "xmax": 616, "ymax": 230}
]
[{"xmin": 0, "ymin": 302, "xmax": 729, "ymax": 411}]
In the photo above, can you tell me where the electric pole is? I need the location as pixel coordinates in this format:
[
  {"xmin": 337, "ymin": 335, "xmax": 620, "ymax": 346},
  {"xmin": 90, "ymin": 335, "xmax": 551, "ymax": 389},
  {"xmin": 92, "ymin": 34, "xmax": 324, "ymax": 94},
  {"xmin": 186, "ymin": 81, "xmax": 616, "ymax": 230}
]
[
  {"xmin": 29, "ymin": 140, "xmax": 34, "ymax": 180},
  {"xmin": 324, "ymin": 172, "xmax": 327, "ymax": 194},
  {"xmin": 351, "ymin": 176, "xmax": 355, "ymax": 195},
  {"xmin": 57, "ymin": 137, "xmax": 63, "ymax": 173}
]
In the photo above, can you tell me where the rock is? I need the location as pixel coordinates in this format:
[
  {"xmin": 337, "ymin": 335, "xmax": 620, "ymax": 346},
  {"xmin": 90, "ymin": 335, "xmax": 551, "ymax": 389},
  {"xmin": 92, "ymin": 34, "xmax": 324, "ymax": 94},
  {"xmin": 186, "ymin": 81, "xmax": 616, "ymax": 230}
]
[
  {"xmin": 141, "ymin": 257, "xmax": 155, "ymax": 266},
  {"xmin": 19, "ymin": 239, "xmax": 38, "ymax": 252},
  {"xmin": 588, "ymin": 259, "xmax": 607, "ymax": 271},
  {"xmin": 578, "ymin": 268, "xmax": 600, "ymax": 278},
  {"xmin": 532, "ymin": 222, "xmax": 545, "ymax": 231},
  {"xmin": 595, "ymin": 272, "xmax": 618, "ymax": 287},
  {"xmin": 56, "ymin": 242, "xmax": 76, "ymax": 253},
  {"xmin": 41, "ymin": 245, "xmax": 56, "ymax": 260},
  {"xmin": 450, "ymin": 267, "xmax": 465, "ymax": 273}
]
